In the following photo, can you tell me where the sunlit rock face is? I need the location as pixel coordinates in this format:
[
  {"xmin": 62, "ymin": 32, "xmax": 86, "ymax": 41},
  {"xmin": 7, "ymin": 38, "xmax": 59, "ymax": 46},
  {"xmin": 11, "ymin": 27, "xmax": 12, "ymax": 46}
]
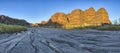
[
  {"xmin": 96, "ymin": 8, "xmax": 111, "ymax": 24},
  {"xmin": 41, "ymin": 21, "xmax": 47, "ymax": 25},
  {"xmin": 67, "ymin": 9, "xmax": 84, "ymax": 25},
  {"xmin": 31, "ymin": 23, "xmax": 40, "ymax": 27},
  {"xmin": 41, "ymin": 7, "xmax": 111, "ymax": 27},
  {"xmin": 49, "ymin": 12, "xmax": 69, "ymax": 25},
  {"xmin": 83, "ymin": 7, "xmax": 96, "ymax": 25}
]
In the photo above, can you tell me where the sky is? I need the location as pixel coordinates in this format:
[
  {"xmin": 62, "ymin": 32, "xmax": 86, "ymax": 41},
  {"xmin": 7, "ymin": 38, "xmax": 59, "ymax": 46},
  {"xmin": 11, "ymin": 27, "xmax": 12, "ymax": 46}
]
[{"xmin": 0, "ymin": 0, "xmax": 120, "ymax": 23}]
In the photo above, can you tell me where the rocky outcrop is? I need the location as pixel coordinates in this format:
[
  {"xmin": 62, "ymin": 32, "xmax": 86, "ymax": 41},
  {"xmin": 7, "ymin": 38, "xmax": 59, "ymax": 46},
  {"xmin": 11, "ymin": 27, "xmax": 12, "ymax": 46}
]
[
  {"xmin": 96, "ymin": 8, "xmax": 111, "ymax": 24},
  {"xmin": 31, "ymin": 23, "xmax": 40, "ymax": 27},
  {"xmin": 83, "ymin": 7, "xmax": 96, "ymax": 24},
  {"xmin": 41, "ymin": 21, "xmax": 47, "ymax": 25},
  {"xmin": 0, "ymin": 15, "xmax": 30, "ymax": 26},
  {"xmin": 67, "ymin": 9, "xmax": 84, "ymax": 25},
  {"xmin": 1, "ymin": 28, "xmax": 120, "ymax": 53},
  {"xmin": 49, "ymin": 12, "xmax": 69, "ymax": 25},
  {"xmin": 41, "ymin": 7, "xmax": 111, "ymax": 27}
]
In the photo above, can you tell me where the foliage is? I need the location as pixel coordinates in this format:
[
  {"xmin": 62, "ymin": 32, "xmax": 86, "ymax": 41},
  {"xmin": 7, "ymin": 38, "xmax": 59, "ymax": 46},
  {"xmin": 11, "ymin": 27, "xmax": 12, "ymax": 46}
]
[
  {"xmin": 112, "ymin": 18, "xmax": 120, "ymax": 25},
  {"xmin": 62, "ymin": 24, "xmax": 120, "ymax": 30},
  {"xmin": 96, "ymin": 25, "xmax": 120, "ymax": 30},
  {"xmin": 0, "ymin": 23, "xmax": 27, "ymax": 34}
]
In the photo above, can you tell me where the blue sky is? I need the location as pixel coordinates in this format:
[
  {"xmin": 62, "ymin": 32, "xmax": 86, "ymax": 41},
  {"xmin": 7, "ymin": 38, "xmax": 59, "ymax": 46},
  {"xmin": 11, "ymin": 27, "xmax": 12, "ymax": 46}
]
[{"xmin": 0, "ymin": 0, "xmax": 120, "ymax": 23}]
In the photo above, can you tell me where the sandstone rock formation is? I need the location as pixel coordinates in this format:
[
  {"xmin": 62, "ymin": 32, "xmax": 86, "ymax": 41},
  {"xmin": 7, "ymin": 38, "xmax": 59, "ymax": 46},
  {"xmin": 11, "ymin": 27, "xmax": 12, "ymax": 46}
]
[
  {"xmin": 0, "ymin": 15, "xmax": 30, "ymax": 26},
  {"xmin": 41, "ymin": 7, "xmax": 111, "ymax": 28},
  {"xmin": 49, "ymin": 12, "xmax": 68, "ymax": 25},
  {"xmin": 31, "ymin": 23, "xmax": 40, "ymax": 27},
  {"xmin": 97, "ymin": 8, "xmax": 111, "ymax": 24},
  {"xmin": 67, "ymin": 9, "xmax": 84, "ymax": 25},
  {"xmin": 41, "ymin": 21, "xmax": 47, "ymax": 25}
]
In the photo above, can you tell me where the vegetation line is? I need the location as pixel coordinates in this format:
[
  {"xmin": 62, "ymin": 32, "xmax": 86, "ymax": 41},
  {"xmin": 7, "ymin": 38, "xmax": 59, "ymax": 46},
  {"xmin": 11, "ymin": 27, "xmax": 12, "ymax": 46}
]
[{"xmin": 0, "ymin": 23, "xmax": 27, "ymax": 34}]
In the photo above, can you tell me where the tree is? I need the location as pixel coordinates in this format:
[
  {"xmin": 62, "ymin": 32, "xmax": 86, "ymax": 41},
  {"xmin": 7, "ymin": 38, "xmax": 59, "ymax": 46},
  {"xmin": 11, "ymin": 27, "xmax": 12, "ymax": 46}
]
[
  {"xmin": 113, "ymin": 19, "xmax": 118, "ymax": 25},
  {"xmin": 119, "ymin": 18, "xmax": 120, "ymax": 25},
  {"xmin": 113, "ymin": 18, "xmax": 120, "ymax": 25}
]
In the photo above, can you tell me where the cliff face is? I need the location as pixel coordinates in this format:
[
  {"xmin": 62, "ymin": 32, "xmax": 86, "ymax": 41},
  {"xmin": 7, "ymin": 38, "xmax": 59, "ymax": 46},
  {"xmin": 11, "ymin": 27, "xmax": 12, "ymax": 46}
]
[
  {"xmin": 41, "ymin": 7, "xmax": 111, "ymax": 27},
  {"xmin": 50, "ymin": 12, "xmax": 68, "ymax": 25},
  {"xmin": 41, "ymin": 21, "xmax": 47, "ymax": 25},
  {"xmin": 96, "ymin": 8, "xmax": 111, "ymax": 24},
  {"xmin": 0, "ymin": 15, "xmax": 30, "ymax": 26},
  {"xmin": 67, "ymin": 9, "xmax": 83, "ymax": 25}
]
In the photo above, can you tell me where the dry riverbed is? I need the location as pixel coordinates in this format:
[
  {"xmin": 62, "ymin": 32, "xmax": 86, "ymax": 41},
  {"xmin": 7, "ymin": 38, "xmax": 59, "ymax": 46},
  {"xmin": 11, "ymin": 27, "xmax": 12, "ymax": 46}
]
[{"xmin": 0, "ymin": 28, "xmax": 120, "ymax": 53}]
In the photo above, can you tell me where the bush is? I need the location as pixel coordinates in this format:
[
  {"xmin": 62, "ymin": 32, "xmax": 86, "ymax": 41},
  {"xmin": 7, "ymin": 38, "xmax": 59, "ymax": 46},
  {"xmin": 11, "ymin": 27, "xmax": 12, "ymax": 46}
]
[
  {"xmin": 62, "ymin": 25, "xmax": 85, "ymax": 29},
  {"xmin": 96, "ymin": 25, "xmax": 120, "ymax": 30},
  {"xmin": 0, "ymin": 23, "xmax": 27, "ymax": 34},
  {"xmin": 62, "ymin": 24, "xmax": 120, "ymax": 30}
]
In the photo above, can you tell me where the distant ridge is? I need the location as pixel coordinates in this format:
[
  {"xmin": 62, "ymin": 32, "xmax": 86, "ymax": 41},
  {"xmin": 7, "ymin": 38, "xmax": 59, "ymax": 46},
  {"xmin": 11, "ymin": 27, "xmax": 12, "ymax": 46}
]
[
  {"xmin": 40, "ymin": 7, "xmax": 111, "ymax": 28},
  {"xmin": 0, "ymin": 15, "xmax": 30, "ymax": 26}
]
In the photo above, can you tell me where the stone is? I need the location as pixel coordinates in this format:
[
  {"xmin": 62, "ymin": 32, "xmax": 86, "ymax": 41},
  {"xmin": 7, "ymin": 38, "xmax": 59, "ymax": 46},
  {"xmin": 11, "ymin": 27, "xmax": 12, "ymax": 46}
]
[
  {"xmin": 49, "ymin": 12, "xmax": 69, "ymax": 25},
  {"xmin": 41, "ymin": 7, "xmax": 111, "ymax": 27},
  {"xmin": 67, "ymin": 9, "xmax": 84, "ymax": 25},
  {"xmin": 31, "ymin": 23, "xmax": 40, "ymax": 27},
  {"xmin": 96, "ymin": 8, "xmax": 111, "ymax": 24},
  {"xmin": 0, "ymin": 15, "xmax": 30, "ymax": 26},
  {"xmin": 41, "ymin": 21, "xmax": 47, "ymax": 25}
]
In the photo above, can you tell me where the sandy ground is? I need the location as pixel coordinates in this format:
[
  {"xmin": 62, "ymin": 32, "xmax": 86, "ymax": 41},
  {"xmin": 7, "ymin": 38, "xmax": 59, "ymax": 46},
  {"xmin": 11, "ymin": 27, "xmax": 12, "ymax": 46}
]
[{"xmin": 0, "ymin": 27, "xmax": 120, "ymax": 53}]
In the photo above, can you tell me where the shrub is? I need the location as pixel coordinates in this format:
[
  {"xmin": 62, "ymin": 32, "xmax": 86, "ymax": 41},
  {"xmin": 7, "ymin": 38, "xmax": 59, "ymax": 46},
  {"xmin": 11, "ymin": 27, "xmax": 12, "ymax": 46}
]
[
  {"xmin": 96, "ymin": 25, "xmax": 120, "ymax": 30},
  {"xmin": 0, "ymin": 23, "xmax": 27, "ymax": 34}
]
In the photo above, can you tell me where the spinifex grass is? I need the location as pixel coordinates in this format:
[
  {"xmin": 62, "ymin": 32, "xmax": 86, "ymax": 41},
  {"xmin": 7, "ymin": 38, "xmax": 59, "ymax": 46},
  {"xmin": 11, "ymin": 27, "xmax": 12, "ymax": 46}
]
[
  {"xmin": 96, "ymin": 25, "xmax": 120, "ymax": 30},
  {"xmin": 0, "ymin": 23, "xmax": 27, "ymax": 34}
]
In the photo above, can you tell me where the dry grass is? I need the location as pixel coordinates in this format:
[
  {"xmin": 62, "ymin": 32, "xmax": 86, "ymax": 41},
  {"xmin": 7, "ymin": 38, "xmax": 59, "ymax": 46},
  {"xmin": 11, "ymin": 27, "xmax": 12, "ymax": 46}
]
[
  {"xmin": 62, "ymin": 24, "xmax": 120, "ymax": 30},
  {"xmin": 96, "ymin": 25, "xmax": 120, "ymax": 30},
  {"xmin": 0, "ymin": 23, "xmax": 27, "ymax": 34}
]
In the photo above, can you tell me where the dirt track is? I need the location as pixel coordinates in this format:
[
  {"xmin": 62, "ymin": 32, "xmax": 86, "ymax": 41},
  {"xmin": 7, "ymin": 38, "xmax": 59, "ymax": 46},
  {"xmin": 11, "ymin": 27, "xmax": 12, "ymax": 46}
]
[{"xmin": 0, "ymin": 28, "xmax": 120, "ymax": 53}]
